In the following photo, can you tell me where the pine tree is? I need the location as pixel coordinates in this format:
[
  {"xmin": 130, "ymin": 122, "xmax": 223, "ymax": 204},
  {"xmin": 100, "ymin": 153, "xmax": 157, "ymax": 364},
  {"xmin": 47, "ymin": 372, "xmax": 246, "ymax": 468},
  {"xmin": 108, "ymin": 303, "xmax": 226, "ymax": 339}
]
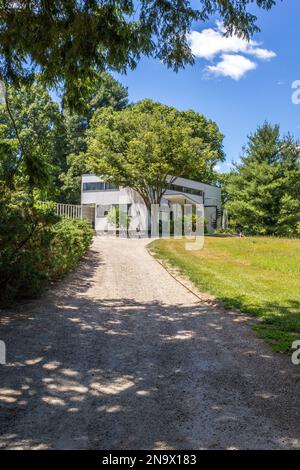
[
  {"xmin": 277, "ymin": 135, "xmax": 300, "ymax": 235},
  {"xmin": 225, "ymin": 122, "xmax": 300, "ymax": 235}
]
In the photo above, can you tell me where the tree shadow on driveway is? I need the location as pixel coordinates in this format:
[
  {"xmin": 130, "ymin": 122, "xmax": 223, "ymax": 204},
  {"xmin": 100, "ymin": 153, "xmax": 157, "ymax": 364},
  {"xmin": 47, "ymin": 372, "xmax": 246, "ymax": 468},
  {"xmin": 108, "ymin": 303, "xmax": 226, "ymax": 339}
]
[{"xmin": 0, "ymin": 250, "xmax": 300, "ymax": 450}]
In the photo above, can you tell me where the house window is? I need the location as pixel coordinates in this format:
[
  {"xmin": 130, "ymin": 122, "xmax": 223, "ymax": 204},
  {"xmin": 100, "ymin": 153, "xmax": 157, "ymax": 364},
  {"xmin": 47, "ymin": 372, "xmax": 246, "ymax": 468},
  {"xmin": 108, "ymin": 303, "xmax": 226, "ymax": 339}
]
[
  {"xmin": 105, "ymin": 183, "xmax": 118, "ymax": 190},
  {"xmin": 83, "ymin": 182, "xmax": 104, "ymax": 191},
  {"xmin": 96, "ymin": 204, "xmax": 112, "ymax": 217},
  {"xmin": 83, "ymin": 182, "xmax": 119, "ymax": 192},
  {"xmin": 167, "ymin": 183, "xmax": 203, "ymax": 197}
]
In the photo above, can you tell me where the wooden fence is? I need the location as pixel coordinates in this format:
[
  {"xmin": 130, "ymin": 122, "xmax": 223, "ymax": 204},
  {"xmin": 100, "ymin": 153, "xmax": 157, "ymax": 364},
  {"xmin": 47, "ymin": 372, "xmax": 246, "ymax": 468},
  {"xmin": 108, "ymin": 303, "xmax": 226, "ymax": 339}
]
[{"xmin": 56, "ymin": 203, "xmax": 82, "ymax": 219}]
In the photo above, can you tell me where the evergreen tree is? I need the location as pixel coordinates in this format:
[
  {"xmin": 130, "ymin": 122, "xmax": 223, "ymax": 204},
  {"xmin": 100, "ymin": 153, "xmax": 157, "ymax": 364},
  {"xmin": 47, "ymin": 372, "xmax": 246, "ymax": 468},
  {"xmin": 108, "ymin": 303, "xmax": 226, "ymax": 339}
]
[
  {"xmin": 277, "ymin": 135, "xmax": 300, "ymax": 235},
  {"xmin": 225, "ymin": 122, "xmax": 300, "ymax": 235}
]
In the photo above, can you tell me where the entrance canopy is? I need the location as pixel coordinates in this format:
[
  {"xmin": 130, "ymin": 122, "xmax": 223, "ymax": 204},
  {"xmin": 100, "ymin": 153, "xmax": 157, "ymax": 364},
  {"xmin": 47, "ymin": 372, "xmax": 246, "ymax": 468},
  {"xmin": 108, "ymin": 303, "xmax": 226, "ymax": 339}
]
[{"xmin": 163, "ymin": 192, "xmax": 201, "ymax": 206}]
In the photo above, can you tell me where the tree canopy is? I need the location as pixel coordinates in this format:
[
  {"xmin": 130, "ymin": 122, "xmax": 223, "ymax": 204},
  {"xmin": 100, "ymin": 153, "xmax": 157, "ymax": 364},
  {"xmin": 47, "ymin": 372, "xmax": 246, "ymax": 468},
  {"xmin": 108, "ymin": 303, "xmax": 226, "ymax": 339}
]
[
  {"xmin": 86, "ymin": 99, "xmax": 224, "ymax": 209},
  {"xmin": 0, "ymin": 71, "xmax": 129, "ymax": 201},
  {"xmin": 60, "ymin": 71, "xmax": 129, "ymax": 203},
  {"xmin": 0, "ymin": 1, "xmax": 278, "ymax": 107},
  {"xmin": 63, "ymin": 72, "xmax": 129, "ymax": 156},
  {"xmin": 224, "ymin": 122, "xmax": 300, "ymax": 235},
  {"xmin": 0, "ymin": 79, "xmax": 66, "ymax": 194}
]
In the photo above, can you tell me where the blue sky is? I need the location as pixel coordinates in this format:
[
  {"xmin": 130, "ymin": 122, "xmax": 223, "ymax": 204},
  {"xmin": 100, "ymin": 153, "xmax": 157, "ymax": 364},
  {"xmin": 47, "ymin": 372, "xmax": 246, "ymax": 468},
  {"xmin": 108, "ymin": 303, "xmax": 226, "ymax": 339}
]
[{"xmin": 114, "ymin": 0, "xmax": 300, "ymax": 172}]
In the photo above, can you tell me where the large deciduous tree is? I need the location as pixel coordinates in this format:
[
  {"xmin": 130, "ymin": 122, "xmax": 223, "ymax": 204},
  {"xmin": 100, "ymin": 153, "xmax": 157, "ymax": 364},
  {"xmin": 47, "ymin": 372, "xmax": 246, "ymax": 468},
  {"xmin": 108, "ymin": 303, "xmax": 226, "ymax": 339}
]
[
  {"xmin": 225, "ymin": 122, "xmax": 300, "ymax": 235},
  {"xmin": 85, "ymin": 99, "xmax": 224, "ymax": 210},
  {"xmin": 0, "ymin": 1, "xmax": 278, "ymax": 107}
]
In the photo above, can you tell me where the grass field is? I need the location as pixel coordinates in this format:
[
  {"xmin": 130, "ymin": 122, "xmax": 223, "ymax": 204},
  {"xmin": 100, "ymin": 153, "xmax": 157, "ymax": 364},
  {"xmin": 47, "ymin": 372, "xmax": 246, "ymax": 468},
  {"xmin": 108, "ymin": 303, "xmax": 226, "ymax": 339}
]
[{"xmin": 150, "ymin": 236, "xmax": 300, "ymax": 352}]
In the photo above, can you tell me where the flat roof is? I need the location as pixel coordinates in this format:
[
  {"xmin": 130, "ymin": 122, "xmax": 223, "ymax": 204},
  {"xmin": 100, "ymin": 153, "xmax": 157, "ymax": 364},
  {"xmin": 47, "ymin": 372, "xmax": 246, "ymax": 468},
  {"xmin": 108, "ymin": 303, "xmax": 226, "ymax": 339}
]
[{"xmin": 82, "ymin": 174, "xmax": 220, "ymax": 190}]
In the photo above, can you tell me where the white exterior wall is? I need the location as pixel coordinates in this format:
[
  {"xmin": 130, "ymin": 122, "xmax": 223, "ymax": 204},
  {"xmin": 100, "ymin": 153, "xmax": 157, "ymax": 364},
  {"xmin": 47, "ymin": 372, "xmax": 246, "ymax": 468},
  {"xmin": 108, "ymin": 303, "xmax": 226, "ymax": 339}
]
[
  {"xmin": 81, "ymin": 174, "xmax": 221, "ymax": 234},
  {"xmin": 81, "ymin": 175, "xmax": 149, "ymax": 233},
  {"xmin": 167, "ymin": 176, "xmax": 221, "ymax": 207},
  {"xmin": 164, "ymin": 176, "xmax": 221, "ymax": 233}
]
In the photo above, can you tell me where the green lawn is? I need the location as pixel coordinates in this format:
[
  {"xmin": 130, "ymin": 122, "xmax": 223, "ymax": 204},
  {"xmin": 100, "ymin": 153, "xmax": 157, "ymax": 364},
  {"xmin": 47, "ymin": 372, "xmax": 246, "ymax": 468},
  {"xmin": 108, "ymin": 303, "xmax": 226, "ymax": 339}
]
[{"xmin": 149, "ymin": 236, "xmax": 300, "ymax": 352}]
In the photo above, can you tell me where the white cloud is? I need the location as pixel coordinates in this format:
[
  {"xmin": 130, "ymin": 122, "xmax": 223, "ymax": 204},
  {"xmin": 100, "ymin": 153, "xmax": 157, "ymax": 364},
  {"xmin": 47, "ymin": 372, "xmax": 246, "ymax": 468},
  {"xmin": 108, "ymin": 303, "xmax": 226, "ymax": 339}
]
[
  {"xmin": 206, "ymin": 54, "xmax": 257, "ymax": 80},
  {"xmin": 250, "ymin": 48, "xmax": 276, "ymax": 60},
  {"xmin": 188, "ymin": 21, "xmax": 276, "ymax": 80}
]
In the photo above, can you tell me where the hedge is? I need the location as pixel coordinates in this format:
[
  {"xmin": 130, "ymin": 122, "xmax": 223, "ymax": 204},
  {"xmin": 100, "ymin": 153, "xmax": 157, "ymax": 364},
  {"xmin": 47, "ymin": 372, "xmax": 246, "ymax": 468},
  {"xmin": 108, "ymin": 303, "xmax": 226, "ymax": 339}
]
[{"xmin": 0, "ymin": 192, "xmax": 93, "ymax": 305}]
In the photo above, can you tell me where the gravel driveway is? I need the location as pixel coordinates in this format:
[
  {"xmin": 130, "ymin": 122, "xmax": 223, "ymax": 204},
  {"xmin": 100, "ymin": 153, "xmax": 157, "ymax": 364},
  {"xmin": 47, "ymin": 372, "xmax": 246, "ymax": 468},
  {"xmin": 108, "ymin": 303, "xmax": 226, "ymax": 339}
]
[{"xmin": 0, "ymin": 236, "xmax": 299, "ymax": 449}]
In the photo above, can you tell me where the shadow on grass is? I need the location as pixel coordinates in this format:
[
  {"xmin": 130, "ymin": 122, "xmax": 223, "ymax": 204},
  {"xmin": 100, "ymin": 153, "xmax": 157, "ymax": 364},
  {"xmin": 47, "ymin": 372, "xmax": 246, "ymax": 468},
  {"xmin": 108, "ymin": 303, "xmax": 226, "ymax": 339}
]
[
  {"xmin": 150, "ymin": 243, "xmax": 300, "ymax": 353},
  {"xmin": 213, "ymin": 294, "xmax": 300, "ymax": 352}
]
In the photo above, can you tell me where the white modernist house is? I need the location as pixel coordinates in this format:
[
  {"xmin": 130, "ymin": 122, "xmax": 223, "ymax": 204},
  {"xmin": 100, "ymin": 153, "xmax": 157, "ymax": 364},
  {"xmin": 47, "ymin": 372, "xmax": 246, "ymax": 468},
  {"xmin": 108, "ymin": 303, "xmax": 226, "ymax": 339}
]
[{"xmin": 81, "ymin": 174, "xmax": 221, "ymax": 235}]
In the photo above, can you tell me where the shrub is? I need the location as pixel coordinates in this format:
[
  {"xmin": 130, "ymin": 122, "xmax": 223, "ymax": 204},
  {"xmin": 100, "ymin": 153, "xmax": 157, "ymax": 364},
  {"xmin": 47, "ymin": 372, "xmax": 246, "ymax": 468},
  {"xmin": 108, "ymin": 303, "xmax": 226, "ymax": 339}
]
[
  {"xmin": 0, "ymin": 190, "xmax": 93, "ymax": 305},
  {"xmin": 167, "ymin": 213, "xmax": 208, "ymax": 236},
  {"xmin": 0, "ymin": 190, "xmax": 54, "ymax": 302},
  {"xmin": 106, "ymin": 206, "xmax": 131, "ymax": 233},
  {"xmin": 49, "ymin": 219, "xmax": 94, "ymax": 278},
  {"xmin": 215, "ymin": 228, "xmax": 237, "ymax": 236}
]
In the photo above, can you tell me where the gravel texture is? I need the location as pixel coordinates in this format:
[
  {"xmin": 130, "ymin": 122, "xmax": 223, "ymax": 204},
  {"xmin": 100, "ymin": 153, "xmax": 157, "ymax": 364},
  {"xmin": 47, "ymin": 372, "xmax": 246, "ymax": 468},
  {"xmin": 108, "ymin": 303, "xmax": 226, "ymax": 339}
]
[{"xmin": 0, "ymin": 236, "xmax": 299, "ymax": 450}]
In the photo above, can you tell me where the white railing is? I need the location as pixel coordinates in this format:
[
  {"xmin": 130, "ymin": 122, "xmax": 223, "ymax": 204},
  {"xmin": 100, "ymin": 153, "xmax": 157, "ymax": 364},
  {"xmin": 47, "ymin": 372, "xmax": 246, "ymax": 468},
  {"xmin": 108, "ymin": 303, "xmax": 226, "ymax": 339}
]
[{"xmin": 56, "ymin": 203, "xmax": 82, "ymax": 219}]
